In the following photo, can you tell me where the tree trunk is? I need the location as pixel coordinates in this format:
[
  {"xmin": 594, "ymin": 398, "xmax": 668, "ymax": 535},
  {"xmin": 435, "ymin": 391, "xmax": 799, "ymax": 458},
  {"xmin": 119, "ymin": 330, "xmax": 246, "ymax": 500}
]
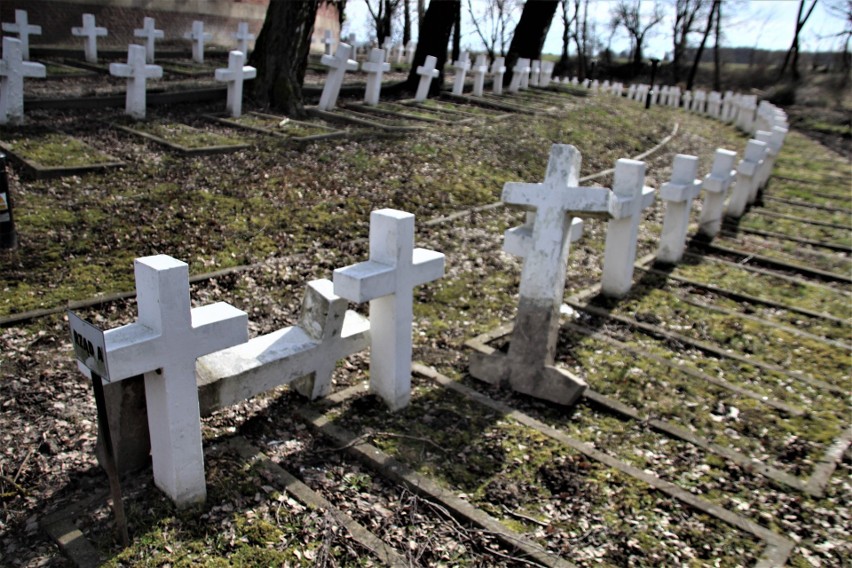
[
  {"xmin": 686, "ymin": 0, "xmax": 717, "ymax": 91},
  {"xmin": 452, "ymin": 1, "xmax": 462, "ymax": 62},
  {"xmin": 381, "ymin": 0, "xmax": 394, "ymax": 44},
  {"xmin": 779, "ymin": 0, "xmax": 818, "ymax": 81},
  {"xmin": 404, "ymin": 0, "xmax": 460, "ymax": 95},
  {"xmin": 417, "ymin": 0, "xmax": 426, "ymax": 31},
  {"xmin": 713, "ymin": 0, "xmax": 721, "ymax": 91},
  {"xmin": 403, "ymin": 0, "xmax": 412, "ymax": 44},
  {"xmin": 250, "ymin": 0, "xmax": 320, "ymax": 118},
  {"xmin": 505, "ymin": 0, "xmax": 559, "ymax": 84}
]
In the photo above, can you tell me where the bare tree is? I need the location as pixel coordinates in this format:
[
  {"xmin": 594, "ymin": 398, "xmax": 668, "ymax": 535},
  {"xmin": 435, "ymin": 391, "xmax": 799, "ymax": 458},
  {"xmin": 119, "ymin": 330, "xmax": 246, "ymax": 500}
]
[
  {"xmin": 713, "ymin": 0, "xmax": 722, "ymax": 90},
  {"xmin": 573, "ymin": 0, "xmax": 593, "ymax": 80},
  {"xmin": 610, "ymin": 0, "xmax": 664, "ymax": 73},
  {"xmin": 366, "ymin": 0, "xmax": 404, "ymax": 44},
  {"xmin": 778, "ymin": 0, "xmax": 819, "ymax": 81},
  {"xmin": 403, "ymin": 0, "xmax": 412, "ymax": 44},
  {"xmin": 686, "ymin": 0, "xmax": 718, "ymax": 90},
  {"xmin": 404, "ymin": 0, "xmax": 460, "ymax": 95},
  {"xmin": 417, "ymin": 0, "xmax": 426, "ymax": 31},
  {"xmin": 823, "ymin": 0, "xmax": 851, "ymax": 76},
  {"xmin": 505, "ymin": 0, "xmax": 560, "ymax": 83},
  {"xmin": 555, "ymin": 0, "xmax": 578, "ymax": 76},
  {"xmin": 671, "ymin": 0, "xmax": 708, "ymax": 83},
  {"xmin": 467, "ymin": 0, "xmax": 520, "ymax": 61}
]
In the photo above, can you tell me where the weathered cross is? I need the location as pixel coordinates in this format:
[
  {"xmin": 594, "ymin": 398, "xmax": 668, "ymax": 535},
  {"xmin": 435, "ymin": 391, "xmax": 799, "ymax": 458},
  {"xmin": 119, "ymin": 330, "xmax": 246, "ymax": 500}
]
[
  {"xmin": 753, "ymin": 130, "xmax": 774, "ymax": 199},
  {"xmin": 333, "ymin": 209, "xmax": 445, "ymax": 411},
  {"xmin": 707, "ymin": 91, "xmax": 722, "ymax": 118},
  {"xmin": 471, "ymin": 54, "xmax": 488, "ymax": 97},
  {"xmin": 469, "ymin": 145, "xmax": 615, "ymax": 406},
  {"xmin": 71, "ymin": 13, "xmax": 107, "ymax": 64},
  {"xmin": 518, "ymin": 57, "xmax": 532, "ymax": 89},
  {"xmin": 698, "ymin": 148, "xmax": 737, "ymax": 238},
  {"xmin": 491, "ymin": 57, "xmax": 506, "ymax": 95},
  {"xmin": 726, "ymin": 139, "xmax": 766, "ymax": 218},
  {"xmin": 600, "ymin": 159, "xmax": 656, "ymax": 298},
  {"xmin": 382, "ymin": 38, "xmax": 393, "ymax": 62},
  {"xmin": 682, "ymin": 90, "xmax": 693, "ymax": 110},
  {"xmin": 77, "ymin": 255, "xmax": 248, "ymax": 506},
  {"xmin": 134, "ymin": 17, "xmax": 164, "ymax": 64},
  {"xmin": 540, "ymin": 61, "xmax": 554, "ymax": 87},
  {"xmin": 317, "ymin": 43, "xmax": 358, "ymax": 111},
  {"xmin": 0, "ymin": 37, "xmax": 45, "ymax": 126},
  {"xmin": 451, "ymin": 51, "xmax": 471, "ymax": 95},
  {"xmin": 693, "ymin": 90, "xmax": 707, "ymax": 113},
  {"xmin": 657, "ymin": 154, "xmax": 702, "ymax": 264},
  {"xmin": 214, "ymin": 50, "xmax": 256, "ymax": 118},
  {"xmin": 233, "ymin": 22, "xmax": 255, "ymax": 55},
  {"xmin": 414, "ymin": 55, "xmax": 439, "ymax": 102},
  {"xmin": 529, "ymin": 60, "xmax": 541, "ymax": 87},
  {"xmin": 110, "ymin": 44, "xmax": 163, "ymax": 119},
  {"xmin": 362, "ymin": 47, "xmax": 390, "ymax": 106},
  {"xmin": 507, "ymin": 57, "xmax": 529, "ymax": 93},
  {"xmin": 184, "ymin": 20, "xmax": 212, "ymax": 64},
  {"xmin": 323, "ymin": 29, "xmax": 334, "ymax": 56},
  {"xmin": 721, "ymin": 91, "xmax": 734, "ymax": 121},
  {"xmin": 2, "ymin": 10, "xmax": 41, "ymax": 61}
]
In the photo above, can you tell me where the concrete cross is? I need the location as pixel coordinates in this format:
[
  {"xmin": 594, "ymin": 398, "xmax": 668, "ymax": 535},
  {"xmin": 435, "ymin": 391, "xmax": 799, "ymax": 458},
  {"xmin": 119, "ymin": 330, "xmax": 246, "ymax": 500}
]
[
  {"xmin": 451, "ymin": 51, "xmax": 470, "ymax": 95},
  {"xmin": 540, "ymin": 61, "xmax": 554, "ymax": 87},
  {"xmin": 471, "ymin": 54, "xmax": 488, "ymax": 97},
  {"xmin": 518, "ymin": 57, "xmax": 532, "ymax": 89},
  {"xmin": 214, "ymin": 50, "xmax": 256, "ymax": 118},
  {"xmin": 726, "ymin": 139, "xmax": 767, "ymax": 218},
  {"xmin": 184, "ymin": 20, "xmax": 212, "ymax": 64},
  {"xmin": 333, "ymin": 209, "xmax": 445, "ymax": 411},
  {"xmin": 736, "ymin": 95, "xmax": 757, "ymax": 133},
  {"xmin": 362, "ymin": 47, "xmax": 390, "ymax": 106},
  {"xmin": 591, "ymin": 79, "xmax": 600, "ymax": 93},
  {"xmin": 601, "ymin": 160, "xmax": 656, "ymax": 298},
  {"xmin": 721, "ymin": 91, "xmax": 734, "ymax": 122},
  {"xmin": 382, "ymin": 38, "xmax": 393, "ymax": 62},
  {"xmin": 682, "ymin": 90, "xmax": 693, "ymax": 110},
  {"xmin": 323, "ymin": 29, "xmax": 334, "ymax": 56},
  {"xmin": 693, "ymin": 90, "xmax": 707, "ymax": 113},
  {"xmin": 707, "ymin": 91, "xmax": 722, "ymax": 118},
  {"xmin": 491, "ymin": 57, "xmax": 506, "ymax": 95},
  {"xmin": 414, "ymin": 55, "xmax": 439, "ymax": 102},
  {"xmin": 2, "ymin": 10, "xmax": 41, "ymax": 61},
  {"xmin": 508, "ymin": 57, "xmax": 529, "ymax": 93},
  {"xmin": 76, "ymin": 255, "xmax": 248, "ymax": 506},
  {"xmin": 134, "ymin": 17, "xmax": 164, "ymax": 64},
  {"xmin": 669, "ymin": 87, "xmax": 681, "ymax": 107},
  {"xmin": 657, "ymin": 154, "xmax": 703, "ymax": 264},
  {"xmin": 0, "ymin": 37, "xmax": 45, "ymax": 126},
  {"xmin": 110, "ymin": 44, "xmax": 163, "ymax": 119},
  {"xmin": 233, "ymin": 22, "xmax": 255, "ymax": 55},
  {"xmin": 317, "ymin": 43, "xmax": 358, "ymax": 111},
  {"xmin": 470, "ymin": 145, "xmax": 615, "ymax": 406},
  {"xmin": 394, "ymin": 43, "xmax": 405, "ymax": 64},
  {"xmin": 698, "ymin": 148, "xmax": 737, "ymax": 238},
  {"xmin": 753, "ymin": 130, "xmax": 775, "ymax": 198},
  {"xmin": 530, "ymin": 60, "xmax": 541, "ymax": 87},
  {"xmin": 405, "ymin": 40, "xmax": 417, "ymax": 65},
  {"xmin": 71, "ymin": 13, "xmax": 107, "ymax": 64},
  {"xmin": 627, "ymin": 84, "xmax": 637, "ymax": 100},
  {"xmin": 348, "ymin": 33, "xmax": 358, "ymax": 58}
]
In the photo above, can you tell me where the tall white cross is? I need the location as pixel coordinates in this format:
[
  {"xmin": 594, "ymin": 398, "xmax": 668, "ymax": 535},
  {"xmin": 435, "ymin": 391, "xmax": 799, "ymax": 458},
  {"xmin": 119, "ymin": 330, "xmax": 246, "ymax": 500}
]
[
  {"xmin": 79, "ymin": 255, "xmax": 247, "ymax": 505},
  {"xmin": 540, "ymin": 61, "xmax": 554, "ymax": 87},
  {"xmin": 317, "ymin": 43, "xmax": 358, "ymax": 111},
  {"xmin": 451, "ymin": 51, "xmax": 471, "ymax": 96},
  {"xmin": 323, "ymin": 29, "xmax": 335, "ymax": 56},
  {"xmin": 657, "ymin": 154, "xmax": 702, "ymax": 264},
  {"xmin": 362, "ymin": 48, "xmax": 390, "ymax": 106},
  {"xmin": 233, "ymin": 22, "xmax": 255, "ymax": 55},
  {"xmin": 753, "ymin": 130, "xmax": 775, "ymax": 198},
  {"xmin": 109, "ymin": 44, "xmax": 163, "ymax": 120},
  {"xmin": 530, "ymin": 60, "xmax": 541, "ymax": 87},
  {"xmin": 707, "ymin": 91, "xmax": 722, "ymax": 118},
  {"xmin": 333, "ymin": 209, "xmax": 445, "ymax": 411},
  {"xmin": 134, "ymin": 17, "xmax": 164, "ymax": 64},
  {"xmin": 726, "ymin": 139, "xmax": 766, "ymax": 218},
  {"xmin": 415, "ymin": 55, "xmax": 439, "ymax": 102},
  {"xmin": 215, "ymin": 50, "xmax": 256, "ymax": 118},
  {"xmin": 71, "ymin": 14, "xmax": 107, "ymax": 64},
  {"xmin": 1, "ymin": 10, "xmax": 41, "ymax": 61},
  {"xmin": 0, "ymin": 37, "xmax": 45, "ymax": 126},
  {"xmin": 184, "ymin": 20, "xmax": 212, "ymax": 64},
  {"xmin": 382, "ymin": 38, "xmax": 393, "ymax": 62},
  {"xmin": 491, "ymin": 57, "xmax": 506, "ymax": 95},
  {"xmin": 508, "ymin": 57, "xmax": 529, "ymax": 93},
  {"xmin": 600, "ymin": 159, "xmax": 656, "ymax": 298},
  {"xmin": 518, "ymin": 57, "xmax": 532, "ymax": 89},
  {"xmin": 471, "ymin": 54, "xmax": 488, "ymax": 97},
  {"xmin": 698, "ymin": 148, "xmax": 737, "ymax": 238}
]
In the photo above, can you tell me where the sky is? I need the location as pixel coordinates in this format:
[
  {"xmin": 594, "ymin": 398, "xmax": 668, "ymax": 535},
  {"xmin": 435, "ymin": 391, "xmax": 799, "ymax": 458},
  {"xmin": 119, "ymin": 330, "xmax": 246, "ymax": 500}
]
[{"xmin": 343, "ymin": 0, "xmax": 849, "ymax": 58}]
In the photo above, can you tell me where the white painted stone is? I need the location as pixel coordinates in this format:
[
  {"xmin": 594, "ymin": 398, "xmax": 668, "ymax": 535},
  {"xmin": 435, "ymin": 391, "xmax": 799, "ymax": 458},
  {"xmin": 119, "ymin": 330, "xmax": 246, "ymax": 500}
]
[
  {"xmin": 451, "ymin": 51, "xmax": 471, "ymax": 95},
  {"xmin": 491, "ymin": 57, "xmax": 506, "ymax": 95},
  {"xmin": 669, "ymin": 86, "xmax": 681, "ymax": 107},
  {"xmin": 570, "ymin": 76, "xmax": 579, "ymax": 86},
  {"xmin": 214, "ymin": 50, "xmax": 256, "ymax": 118},
  {"xmin": 540, "ymin": 61, "xmax": 554, "ymax": 87},
  {"xmin": 735, "ymin": 94, "xmax": 757, "ymax": 133},
  {"xmin": 627, "ymin": 84, "xmax": 637, "ymax": 100},
  {"xmin": 657, "ymin": 154, "xmax": 702, "ymax": 264},
  {"xmin": 415, "ymin": 55, "xmax": 439, "ymax": 102},
  {"xmin": 530, "ymin": 60, "xmax": 541, "ymax": 87},
  {"xmin": 752, "ymin": 130, "xmax": 774, "ymax": 199},
  {"xmin": 71, "ymin": 14, "xmax": 108, "ymax": 64},
  {"xmin": 134, "ymin": 17, "xmax": 164, "ymax": 64},
  {"xmin": 75, "ymin": 255, "xmax": 248, "ymax": 505},
  {"xmin": 698, "ymin": 148, "xmax": 737, "ymax": 238},
  {"xmin": 317, "ymin": 43, "xmax": 358, "ymax": 111},
  {"xmin": 519, "ymin": 57, "xmax": 532, "ymax": 89},
  {"xmin": 693, "ymin": 90, "xmax": 707, "ymax": 113},
  {"xmin": 707, "ymin": 91, "xmax": 722, "ymax": 118},
  {"xmin": 333, "ymin": 209, "xmax": 445, "ymax": 410},
  {"xmin": 721, "ymin": 91, "xmax": 735, "ymax": 122},
  {"xmin": 726, "ymin": 139, "xmax": 766, "ymax": 218},
  {"xmin": 393, "ymin": 43, "xmax": 405, "ymax": 64},
  {"xmin": 382, "ymin": 38, "xmax": 393, "ymax": 62},
  {"xmin": 682, "ymin": 90, "xmax": 693, "ymax": 110},
  {"xmin": 508, "ymin": 57, "xmax": 528, "ymax": 93},
  {"xmin": 2, "ymin": 10, "xmax": 41, "ymax": 61},
  {"xmin": 184, "ymin": 20, "xmax": 211, "ymax": 64},
  {"xmin": 348, "ymin": 33, "xmax": 358, "ymax": 58},
  {"xmin": 110, "ymin": 44, "xmax": 163, "ymax": 120},
  {"xmin": 406, "ymin": 40, "xmax": 417, "ymax": 64},
  {"xmin": 233, "ymin": 22, "xmax": 255, "ymax": 55},
  {"xmin": 0, "ymin": 37, "xmax": 45, "ymax": 126},
  {"xmin": 362, "ymin": 48, "xmax": 390, "ymax": 106},
  {"xmin": 324, "ymin": 29, "xmax": 334, "ymax": 56},
  {"xmin": 601, "ymin": 160, "xmax": 655, "ymax": 298},
  {"xmin": 471, "ymin": 54, "xmax": 488, "ymax": 96}
]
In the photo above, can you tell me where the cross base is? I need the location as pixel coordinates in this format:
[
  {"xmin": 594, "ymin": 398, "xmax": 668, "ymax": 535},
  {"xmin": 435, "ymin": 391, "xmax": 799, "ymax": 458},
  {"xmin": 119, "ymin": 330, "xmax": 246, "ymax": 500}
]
[{"xmin": 469, "ymin": 351, "xmax": 587, "ymax": 407}]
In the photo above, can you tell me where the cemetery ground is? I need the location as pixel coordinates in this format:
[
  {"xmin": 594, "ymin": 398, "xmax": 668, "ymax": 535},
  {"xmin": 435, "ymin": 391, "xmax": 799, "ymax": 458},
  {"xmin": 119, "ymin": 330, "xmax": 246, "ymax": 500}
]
[{"xmin": 0, "ymin": 87, "xmax": 850, "ymax": 567}]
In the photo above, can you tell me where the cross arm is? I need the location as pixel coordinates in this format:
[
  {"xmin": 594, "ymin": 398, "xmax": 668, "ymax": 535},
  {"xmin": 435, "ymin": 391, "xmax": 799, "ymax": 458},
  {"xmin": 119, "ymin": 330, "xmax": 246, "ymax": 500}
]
[
  {"xmin": 189, "ymin": 302, "xmax": 248, "ymax": 359},
  {"xmin": 23, "ymin": 62, "xmax": 46, "ymax": 78},
  {"xmin": 333, "ymin": 261, "xmax": 396, "ymax": 303},
  {"xmin": 660, "ymin": 179, "xmax": 702, "ymax": 202},
  {"xmin": 100, "ymin": 322, "xmax": 162, "ymax": 381},
  {"xmin": 411, "ymin": 248, "xmax": 445, "ymax": 286},
  {"xmin": 608, "ymin": 186, "xmax": 655, "ymax": 219}
]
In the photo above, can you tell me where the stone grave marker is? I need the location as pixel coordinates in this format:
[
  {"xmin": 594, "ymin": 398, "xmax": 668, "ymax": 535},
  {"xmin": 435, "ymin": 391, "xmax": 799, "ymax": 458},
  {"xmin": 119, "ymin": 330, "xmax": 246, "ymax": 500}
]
[
  {"xmin": 110, "ymin": 44, "xmax": 163, "ymax": 120},
  {"xmin": 530, "ymin": 60, "xmax": 541, "ymax": 87},
  {"xmin": 184, "ymin": 20, "xmax": 212, "ymax": 64},
  {"xmin": 324, "ymin": 29, "xmax": 334, "ymax": 56},
  {"xmin": 471, "ymin": 54, "xmax": 488, "ymax": 96},
  {"xmin": 348, "ymin": 33, "xmax": 358, "ymax": 58},
  {"xmin": 134, "ymin": 17, "xmax": 164, "ymax": 64},
  {"xmin": 215, "ymin": 50, "xmax": 256, "ymax": 118},
  {"xmin": 415, "ymin": 55, "xmax": 439, "ymax": 101},
  {"xmin": 317, "ymin": 43, "xmax": 358, "ymax": 111},
  {"xmin": 698, "ymin": 148, "xmax": 737, "ymax": 238},
  {"xmin": 508, "ymin": 58, "xmax": 528, "ymax": 93},
  {"xmin": 682, "ymin": 90, "xmax": 693, "ymax": 110},
  {"xmin": 0, "ymin": 37, "xmax": 46, "ymax": 125},
  {"xmin": 451, "ymin": 51, "xmax": 471, "ymax": 96},
  {"xmin": 657, "ymin": 154, "xmax": 702, "ymax": 264},
  {"xmin": 707, "ymin": 91, "xmax": 722, "ymax": 118},
  {"xmin": 752, "ymin": 130, "xmax": 775, "ymax": 201},
  {"xmin": 693, "ymin": 90, "xmax": 707, "ymax": 113},
  {"xmin": 601, "ymin": 79, "xmax": 611, "ymax": 94},
  {"xmin": 490, "ymin": 57, "xmax": 506, "ymax": 95},
  {"xmin": 233, "ymin": 22, "xmax": 255, "ymax": 55},
  {"xmin": 406, "ymin": 40, "xmax": 417, "ymax": 64},
  {"xmin": 362, "ymin": 47, "xmax": 390, "ymax": 106},
  {"xmin": 735, "ymin": 95, "xmax": 757, "ymax": 133},
  {"xmin": 726, "ymin": 139, "xmax": 766, "ymax": 218},
  {"xmin": 721, "ymin": 91, "xmax": 734, "ymax": 121},
  {"xmin": 570, "ymin": 76, "xmax": 579, "ymax": 86},
  {"xmin": 519, "ymin": 58, "xmax": 532, "ymax": 89},
  {"xmin": 2, "ymin": 10, "xmax": 41, "ymax": 61},
  {"xmin": 541, "ymin": 61, "xmax": 554, "ymax": 87},
  {"xmin": 333, "ymin": 209, "xmax": 445, "ymax": 411},
  {"xmin": 591, "ymin": 79, "xmax": 599, "ymax": 93},
  {"xmin": 627, "ymin": 84, "xmax": 637, "ymax": 99},
  {"xmin": 658, "ymin": 85, "xmax": 669, "ymax": 105},
  {"xmin": 382, "ymin": 38, "xmax": 393, "ymax": 62},
  {"xmin": 71, "ymin": 14, "xmax": 108, "ymax": 64},
  {"xmin": 394, "ymin": 43, "xmax": 406, "ymax": 64}
]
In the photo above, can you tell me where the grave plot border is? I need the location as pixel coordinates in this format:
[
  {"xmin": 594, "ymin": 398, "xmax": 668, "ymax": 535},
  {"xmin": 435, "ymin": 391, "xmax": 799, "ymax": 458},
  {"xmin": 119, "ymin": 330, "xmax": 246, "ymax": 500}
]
[
  {"xmin": 720, "ymin": 224, "xmax": 852, "ymax": 254},
  {"xmin": 490, "ymin": 90, "xmax": 573, "ymax": 111},
  {"xmin": 479, "ymin": 92, "xmax": 562, "ymax": 114},
  {"xmin": 0, "ymin": 136, "xmax": 124, "ymax": 180},
  {"xmin": 41, "ymin": 60, "xmax": 99, "ymax": 80},
  {"xmin": 112, "ymin": 122, "xmax": 251, "ymax": 156},
  {"xmin": 204, "ymin": 112, "xmax": 349, "ymax": 144},
  {"xmin": 60, "ymin": 58, "xmax": 109, "ymax": 74},
  {"xmin": 392, "ymin": 100, "xmax": 482, "ymax": 122},
  {"xmin": 160, "ymin": 62, "xmax": 220, "ymax": 77},
  {"xmin": 752, "ymin": 208, "xmax": 849, "ymax": 231},
  {"xmin": 308, "ymin": 107, "xmax": 423, "ymax": 133},
  {"xmin": 343, "ymin": 102, "xmax": 457, "ymax": 125},
  {"xmin": 771, "ymin": 176, "xmax": 851, "ymax": 199},
  {"xmin": 406, "ymin": 98, "xmax": 514, "ymax": 121},
  {"xmin": 763, "ymin": 195, "xmax": 852, "ymax": 215},
  {"xmin": 442, "ymin": 92, "xmax": 537, "ymax": 115}
]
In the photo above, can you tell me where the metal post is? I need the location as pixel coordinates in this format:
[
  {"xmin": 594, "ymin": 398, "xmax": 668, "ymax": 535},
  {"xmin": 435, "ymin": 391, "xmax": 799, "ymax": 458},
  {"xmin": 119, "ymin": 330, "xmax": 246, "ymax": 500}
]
[
  {"xmin": 0, "ymin": 153, "xmax": 17, "ymax": 250},
  {"xmin": 645, "ymin": 58, "xmax": 660, "ymax": 110}
]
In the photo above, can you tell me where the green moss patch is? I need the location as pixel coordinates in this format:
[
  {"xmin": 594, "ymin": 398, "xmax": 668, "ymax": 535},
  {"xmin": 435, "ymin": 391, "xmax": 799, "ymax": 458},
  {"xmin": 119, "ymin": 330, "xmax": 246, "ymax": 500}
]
[{"xmin": 116, "ymin": 121, "xmax": 249, "ymax": 153}]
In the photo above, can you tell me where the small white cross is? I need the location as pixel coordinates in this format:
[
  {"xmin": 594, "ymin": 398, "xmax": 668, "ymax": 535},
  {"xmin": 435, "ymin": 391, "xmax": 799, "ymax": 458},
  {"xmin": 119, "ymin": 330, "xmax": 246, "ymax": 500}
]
[
  {"xmin": 382, "ymin": 38, "xmax": 393, "ymax": 62},
  {"xmin": 71, "ymin": 13, "xmax": 107, "ymax": 64},
  {"xmin": 491, "ymin": 57, "xmax": 506, "ymax": 95},
  {"xmin": 727, "ymin": 139, "xmax": 766, "ymax": 219},
  {"xmin": 362, "ymin": 47, "xmax": 390, "ymax": 106},
  {"xmin": 233, "ymin": 22, "xmax": 255, "ymax": 55},
  {"xmin": 530, "ymin": 60, "xmax": 541, "ymax": 87},
  {"xmin": 698, "ymin": 148, "xmax": 737, "ymax": 238},
  {"xmin": 215, "ymin": 50, "xmax": 256, "ymax": 118},
  {"xmin": 1, "ymin": 10, "xmax": 41, "ymax": 61},
  {"xmin": 333, "ymin": 209, "xmax": 444, "ymax": 411},
  {"xmin": 657, "ymin": 154, "xmax": 702, "ymax": 264},
  {"xmin": 134, "ymin": 17, "xmax": 164, "ymax": 64},
  {"xmin": 508, "ymin": 57, "xmax": 530, "ymax": 93},
  {"xmin": 317, "ymin": 43, "xmax": 358, "ymax": 111},
  {"xmin": 109, "ymin": 44, "xmax": 163, "ymax": 119},
  {"xmin": 0, "ymin": 37, "xmax": 45, "ymax": 126},
  {"xmin": 323, "ymin": 29, "xmax": 335, "ymax": 56},
  {"xmin": 184, "ymin": 20, "xmax": 211, "ymax": 64},
  {"xmin": 414, "ymin": 55, "xmax": 439, "ymax": 102},
  {"xmin": 471, "ymin": 54, "xmax": 488, "ymax": 97},
  {"xmin": 451, "ymin": 51, "xmax": 470, "ymax": 95}
]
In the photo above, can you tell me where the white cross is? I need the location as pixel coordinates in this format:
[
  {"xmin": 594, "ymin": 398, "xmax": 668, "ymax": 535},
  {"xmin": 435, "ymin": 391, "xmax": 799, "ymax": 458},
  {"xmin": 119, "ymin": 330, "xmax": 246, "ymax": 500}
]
[
  {"xmin": 233, "ymin": 22, "xmax": 255, "ymax": 55},
  {"xmin": 414, "ymin": 54, "xmax": 439, "ymax": 102},
  {"xmin": 214, "ymin": 50, "xmax": 256, "ymax": 118},
  {"xmin": 707, "ymin": 91, "xmax": 722, "ymax": 118},
  {"xmin": 184, "ymin": 20, "xmax": 211, "ymax": 64},
  {"xmin": 362, "ymin": 47, "xmax": 390, "ymax": 106},
  {"xmin": 382, "ymin": 38, "xmax": 393, "ymax": 62},
  {"xmin": 134, "ymin": 17, "xmax": 164, "ymax": 64},
  {"xmin": 530, "ymin": 60, "xmax": 541, "ymax": 87},
  {"xmin": 405, "ymin": 40, "xmax": 417, "ymax": 65},
  {"xmin": 394, "ymin": 42, "xmax": 405, "ymax": 64},
  {"xmin": 471, "ymin": 54, "xmax": 488, "ymax": 97},
  {"xmin": 508, "ymin": 58, "xmax": 527, "ymax": 93},
  {"xmin": 1, "ymin": 10, "xmax": 41, "ymax": 61},
  {"xmin": 333, "ymin": 209, "xmax": 445, "ymax": 411},
  {"xmin": 698, "ymin": 148, "xmax": 737, "ymax": 238},
  {"xmin": 491, "ymin": 57, "xmax": 506, "ymax": 95},
  {"xmin": 753, "ymin": 130, "xmax": 774, "ymax": 197},
  {"xmin": 348, "ymin": 33, "xmax": 359, "ymax": 58},
  {"xmin": 317, "ymin": 43, "xmax": 358, "ymax": 111},
  {"xmin": 600, "ymin": 159, "xmax": 656, "ymax": 298},
  {"xmin": 657, "ymin": 154, "xmax": 702, "ymax": 264},
  {"xmin": 669, "ymin": 87, "xmax": 681, "ymax": 107},
  {"xmin": 71, "ymin": 13, "xmax": 107, "ymax": 64},
  {"xmin": 518, "ymin": 58, "xmax": 532, "ymax": 89},
  {"xmin": 540, "ymin": 61, "xmax": 554, "ymax": 87},
  {"xmin": 727, "ymin": 139, "xmax": 766, "ymax": 218},
  {"xmin": 80, "ymin": 255, "xmax": 247, "ymax": 505},
  {"xmin": 0, "ymin": 37, "xmax": 45, "ymax": 126},
  {"xmin": 682, "ymin": 90, "xmax": 693, "ymax": 110},
  {"xmin": 324, "ymin": 29, "xmax": 335, "ymax": 56},
  {"xmin": 451, "ymin": 51, "xmax": 470, "ymax": 96},
  {"xmin": 722, "ymin": 91, "xmax": 734, "ymax": 121},
  {"xmin": 109, "ymin": 44, "xmax": 163, "ymax": 120}
]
